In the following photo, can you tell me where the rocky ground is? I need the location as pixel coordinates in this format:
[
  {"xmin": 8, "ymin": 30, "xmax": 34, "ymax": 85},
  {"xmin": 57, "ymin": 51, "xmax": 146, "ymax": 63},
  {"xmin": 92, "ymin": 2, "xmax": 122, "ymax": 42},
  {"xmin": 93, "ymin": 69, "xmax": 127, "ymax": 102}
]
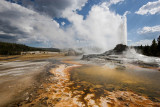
[
  {"xmin": 82, "ymin": 44, "xmax": 160, "ymax": 70},
  {"xmin": 11, "ymin": 60, "xmax": 160, "ymax": 107},
  {"xmin": 0, "ymin": 53, "xmax": 65, "ymax": 107},
  {"xmin": 0, "ymin": 53, "xmax": 160, "ymax": 107},
  {"xmin": 0, "ymin": 58, "xmax": 52, "ymax": 107}
]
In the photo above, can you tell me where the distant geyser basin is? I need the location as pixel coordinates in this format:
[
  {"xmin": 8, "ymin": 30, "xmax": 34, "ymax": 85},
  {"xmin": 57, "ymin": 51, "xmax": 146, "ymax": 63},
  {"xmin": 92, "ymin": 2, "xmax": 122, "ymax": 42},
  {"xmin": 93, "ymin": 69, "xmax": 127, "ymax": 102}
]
[{"xmin": 70, "ymin": 64, "xmax": 160, "ymax": 101}]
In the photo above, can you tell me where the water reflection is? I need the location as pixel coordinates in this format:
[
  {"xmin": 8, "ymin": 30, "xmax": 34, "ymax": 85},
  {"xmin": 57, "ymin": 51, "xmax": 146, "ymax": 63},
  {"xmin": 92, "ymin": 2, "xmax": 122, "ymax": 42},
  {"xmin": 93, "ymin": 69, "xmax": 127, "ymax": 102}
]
[{"xmin": 70, "ymin": 64, "xmax": 160, "ymax": 101}]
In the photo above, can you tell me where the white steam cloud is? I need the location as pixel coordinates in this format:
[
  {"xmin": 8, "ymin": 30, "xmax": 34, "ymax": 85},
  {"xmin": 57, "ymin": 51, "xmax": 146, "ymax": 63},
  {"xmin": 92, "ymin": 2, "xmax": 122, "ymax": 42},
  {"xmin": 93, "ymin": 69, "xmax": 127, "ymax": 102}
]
[
  {"xmin": 0, "ymin": 0, "xmax": 127, "ymax": 53},
  {"xmin": 62, "ymin": 2, "xmax": 127, "ymax": 52}
]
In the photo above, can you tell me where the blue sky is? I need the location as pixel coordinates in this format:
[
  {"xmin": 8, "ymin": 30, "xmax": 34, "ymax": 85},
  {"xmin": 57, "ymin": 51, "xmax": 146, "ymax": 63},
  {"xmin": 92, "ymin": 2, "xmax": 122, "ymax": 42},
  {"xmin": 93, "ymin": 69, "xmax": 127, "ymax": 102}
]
[
  {"xmin": 115, "ymin": 0, "xmax": 160, "ymax": 45},
  {"xmin": 55, "ymin": 0, "xmax": 160, "ymax": 46},
  {"xmin": 1, "ymin": 0, "xmax": 160, "ymax": 49}
]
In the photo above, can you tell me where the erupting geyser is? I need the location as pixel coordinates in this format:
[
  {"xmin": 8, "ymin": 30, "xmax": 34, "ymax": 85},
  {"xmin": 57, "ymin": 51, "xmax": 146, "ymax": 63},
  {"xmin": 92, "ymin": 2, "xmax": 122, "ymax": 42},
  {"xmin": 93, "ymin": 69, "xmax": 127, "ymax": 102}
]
[
  {"xmin": 118, "ymin": 14, "xmax": 128, "ymax": 46},
  {"xmin": 82, "ymin": 11, "xmax": 128, "ymax": 54},
  {"xmin": 76, "ymin": 4, "xmax": 129, "ymax": 54},
  {"xmin": 122, "ymin": 15, "xmax": 128, "ymax": 45}
]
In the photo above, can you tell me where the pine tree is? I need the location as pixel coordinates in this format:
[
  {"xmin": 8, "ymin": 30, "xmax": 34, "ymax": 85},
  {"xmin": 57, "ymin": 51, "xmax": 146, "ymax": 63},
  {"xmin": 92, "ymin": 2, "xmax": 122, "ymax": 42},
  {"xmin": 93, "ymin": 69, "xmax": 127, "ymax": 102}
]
[
  {"xmin": 157, "ymin": 35, "xmax": 160, "ymax": 51},
  {"xmin": 150, "ymin": 39, "xmax": 158, "ymax": 56},
  {"xmin": 157, "ymin": 35, "xmax": 160, "ymax": 56}
]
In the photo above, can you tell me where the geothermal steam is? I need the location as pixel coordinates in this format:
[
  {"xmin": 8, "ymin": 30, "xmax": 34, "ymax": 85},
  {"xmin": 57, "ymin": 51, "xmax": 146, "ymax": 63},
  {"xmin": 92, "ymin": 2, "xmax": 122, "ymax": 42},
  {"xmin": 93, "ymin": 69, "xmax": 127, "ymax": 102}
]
[
  {"xmin": 63, "ymin": 3, "xmax": 128, "ymax": 53},
  {"xmin": 0, "ymin": 1, "xmax": 127, "ymax": 53}
]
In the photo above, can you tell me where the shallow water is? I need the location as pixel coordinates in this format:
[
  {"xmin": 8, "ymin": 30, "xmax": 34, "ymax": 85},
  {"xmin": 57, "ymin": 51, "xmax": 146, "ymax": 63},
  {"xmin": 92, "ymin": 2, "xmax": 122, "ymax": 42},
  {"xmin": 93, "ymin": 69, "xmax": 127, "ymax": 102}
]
[{"xmin": 70, "ymin": 64, "xmax": 160, "ymax": 101}]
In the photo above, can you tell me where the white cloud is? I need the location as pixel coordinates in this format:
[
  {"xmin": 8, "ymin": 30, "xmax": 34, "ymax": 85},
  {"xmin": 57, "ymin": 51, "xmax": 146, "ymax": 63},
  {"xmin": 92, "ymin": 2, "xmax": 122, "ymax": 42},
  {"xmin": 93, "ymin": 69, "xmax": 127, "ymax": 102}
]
[
  {"xmin": 127, "ymin": 40, "xmax": 132, "ymax": 42},
  {"xmin": 131, "ymin": 39, "xmax": 152, "ymax": 46},
  {"xmin": 136, "ymin": 0, "xmax": 160, "ymax": 15},
  {"xmin": 0, "ymin": 0, "xmax": 75, "ymax": 47},
  {"xmin": 109, "ymin": 0, "xmax": 124, "ymax": 5},
  {"xmin": 61, "ymin": 22, "xmax": 65, "ymax": 26},
  {"xmin": 62, "ymin": 2, "xmax": 127, "ymax": 51},
  {"xmin": 138, "ymin": 25, "xmax": 160, "ymax": 34},
  {"xmin": 8, "ymin": 0, "xmax": 88, "ymax": 17},
  {"xmin": 0, "ymin": 0, "xmax": 127, "ymax": 53}
]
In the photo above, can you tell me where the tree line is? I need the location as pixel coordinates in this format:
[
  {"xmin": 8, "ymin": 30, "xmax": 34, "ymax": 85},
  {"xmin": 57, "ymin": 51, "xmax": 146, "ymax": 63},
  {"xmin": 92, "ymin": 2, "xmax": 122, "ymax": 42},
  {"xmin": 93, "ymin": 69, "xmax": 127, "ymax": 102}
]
[
  {"xmin": 0, "ymin": 41, "xmax": 60, "ymax": 55},
  {"xmin": 136, "ymin": 36, "xmax": 160, "ymax": 57}
]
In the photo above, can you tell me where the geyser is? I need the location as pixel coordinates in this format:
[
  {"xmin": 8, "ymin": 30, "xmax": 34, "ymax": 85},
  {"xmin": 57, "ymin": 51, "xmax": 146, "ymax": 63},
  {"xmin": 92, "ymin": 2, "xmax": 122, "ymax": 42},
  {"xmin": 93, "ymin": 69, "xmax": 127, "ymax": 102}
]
[
  {"xmin": 121, "ymin": 15, "xmax": 127, "ymax": 45},
  {"xmin": 63, "ymin": 2, "xmax": 129, "ymax": 54},
  {"xmin": 117, "ymin": 14, "xmax": 127, "ymax": 47},
  {"xmin": 69, "ymin": 3, "xmax": 129, "ymax": 54}
]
